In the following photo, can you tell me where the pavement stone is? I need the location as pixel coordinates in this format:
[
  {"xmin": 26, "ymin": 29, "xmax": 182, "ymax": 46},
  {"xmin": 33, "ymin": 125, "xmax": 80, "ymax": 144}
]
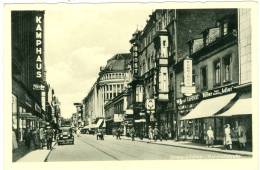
[
  {"xmin": 16, "ymin": 142, "xmax": 56, "ymax": 162},
  {"xmin": 120, "ymin": 136, "xmax": 252, "ymax": 157}
]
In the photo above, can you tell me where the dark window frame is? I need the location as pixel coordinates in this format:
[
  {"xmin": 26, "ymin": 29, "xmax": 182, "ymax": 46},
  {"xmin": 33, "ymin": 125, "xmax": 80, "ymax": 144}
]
[
  {"xmin": 213, "ymin": 59, "xmax": 221, "ymax": 86},
  {"xmin": 200, "ymin": 66, "xmax": 208, "ymax": 91}
]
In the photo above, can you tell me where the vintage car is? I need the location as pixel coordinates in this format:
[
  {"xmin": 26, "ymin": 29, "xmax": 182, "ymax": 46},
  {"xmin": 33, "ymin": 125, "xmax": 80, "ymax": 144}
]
[{"xmin": 57, "ymin": 126, "xmax": 74, "ymax": 145}]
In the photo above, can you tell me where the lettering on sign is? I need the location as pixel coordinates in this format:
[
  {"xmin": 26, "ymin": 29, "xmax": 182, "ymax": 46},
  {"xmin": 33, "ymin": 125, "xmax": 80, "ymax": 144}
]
[
  {"xmin": 35, "ymin": 15, "xmax": 43, "ymax": 79},
  {"xmin": 183, "ymin": 58, "xmax": 193, "ymax": 87},
  {"xmin": 202, "ymin": 86, "xmax": 233, "ymax": 99}
]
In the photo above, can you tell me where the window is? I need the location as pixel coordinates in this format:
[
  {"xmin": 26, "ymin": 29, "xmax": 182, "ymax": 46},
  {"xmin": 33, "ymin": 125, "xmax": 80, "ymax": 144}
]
[
  {"xmin": 214, "ymin": 60, "xmax": 221, "ymax": 85},
  {"xmin": 223, "ymin": 22, "xmax": 228, "ymax": 35},
  {"xmin": 192, "ymin": 70, "xmax": 196, "ymax": 85},
  {"xmin": 223, "ymin": 55, "xmax": 232, "ymax": 82},
  {"xmin": 201, "ymin": 66, "xmax": 208, "ymax": 90},
  {"xmin": 163, "ymin": 40, "xmax": 166, "ymax": 47},
  {"xmin": 148, "ymin": 57, "xmax": 151, "ymax": 70},
  {"xmin": 163, "ymin": 73, "xmax": 167, "ymax": 91}
]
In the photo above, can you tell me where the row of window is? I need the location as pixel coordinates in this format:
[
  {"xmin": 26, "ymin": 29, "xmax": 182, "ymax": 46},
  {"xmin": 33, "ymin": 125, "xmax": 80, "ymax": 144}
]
[
  {"xmin": 104, "ymin": 84, "xmax": 125, "ymax": 100},
  {"xmin": 141, "ymin": 11, "xmax": 171, "ymax": 50},
  {"xmin": 100, "ymin": 73, "xmax": 125, "ymax": 81},
  {"xmin": 191, "ymin": 21, "xmax": 236, "ymax": 54},
  {"xmin": 200, "ymin": 55, "xmax": 232, "ymax": 90}
]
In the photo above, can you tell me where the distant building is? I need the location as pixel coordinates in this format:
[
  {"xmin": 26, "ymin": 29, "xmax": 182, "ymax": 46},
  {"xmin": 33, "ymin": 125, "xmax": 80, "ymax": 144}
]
[{"xmin": 83, "ymin": 53, "xmax": 131, "ymax": 128}]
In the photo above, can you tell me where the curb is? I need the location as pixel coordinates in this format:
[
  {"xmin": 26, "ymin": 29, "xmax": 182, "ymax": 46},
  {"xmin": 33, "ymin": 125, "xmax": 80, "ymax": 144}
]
[
  {"xmin": 44, "ymin": 142, "xmax": 57, "ymax": 162},
  {"xmin": 122, "ymin": 137, "xmax": 252, "ymax": 157}
]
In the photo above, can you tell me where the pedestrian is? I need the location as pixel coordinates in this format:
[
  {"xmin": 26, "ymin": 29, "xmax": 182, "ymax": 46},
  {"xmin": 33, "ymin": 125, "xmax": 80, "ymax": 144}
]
[
  {"xmin": 224, "ymin": 124, "xmax": 232, "ymax": 150},
  {"xmin": 39, "ymin": 127, "xmax": 45, "ymax": 149},
  {"xmin": 129, "ymin": 126, "xmax": 135, "ymax": 141},
  {"xmin": 96, "ymin": 128, "xmax": 102, "ymax": 140},
  {"xmin": 116, "ymin": 127, "xmax": 121, "ymax": 140},
  {"xmin": 148, "ymin": 126, "xmax": 153, "ymax": 143},
  {"xmin": 29, "ymin": 128, "xmax": 35, "ymax": 150},
  {"xmin": 46, "ymin": 126, "xmax": 53, "ymax": 150},
  {"xmin": 153, "ymin": 126, "xmax": 159, "ymax": 142},
  {"xmin": 76, "ymin": 128, "xmax": 80, "ymax": 137},
  {"xmin": 237, "ymin": 122, "xmax": 247, "ymax": 150},
  {"xmin": 206, "ymin": 126, "xmax": 214, "ymax": 148},
  {"xmin": 34, "ymin": 128, "xmax": 41, "ymax": 149},
  {"xmin": 112, "ymin": 128, "xmax": 116, "ymax": 137},
  {"xmin": 24, "ymin": 127, "xmax": 31, "ymax": 149}
]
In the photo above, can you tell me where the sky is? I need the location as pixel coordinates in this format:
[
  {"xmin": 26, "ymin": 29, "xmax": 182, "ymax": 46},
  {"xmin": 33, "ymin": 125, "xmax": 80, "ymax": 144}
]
[{"xmin": 44, "ymin": 5, "xmax": 152, "ymax": 118}]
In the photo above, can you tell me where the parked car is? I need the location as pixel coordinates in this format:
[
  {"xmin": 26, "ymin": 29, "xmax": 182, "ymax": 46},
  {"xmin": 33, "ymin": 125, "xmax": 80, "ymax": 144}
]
[{"xmin": 57, "ymin": 126, "xmax": 74, "ymax": 145}]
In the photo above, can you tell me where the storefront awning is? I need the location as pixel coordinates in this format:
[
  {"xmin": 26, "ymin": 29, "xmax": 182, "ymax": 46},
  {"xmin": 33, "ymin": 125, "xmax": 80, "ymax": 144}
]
[
  {"xmin": 95, "ymin": 119, "xmax": 104, "ymax": 128},
  {"xmin": 181, "ymin": 93, "xmax": 236, "ymax": 120},
  {"xmin": 216, "ymin": 96, "xmax": 251, "ymax": 117}
]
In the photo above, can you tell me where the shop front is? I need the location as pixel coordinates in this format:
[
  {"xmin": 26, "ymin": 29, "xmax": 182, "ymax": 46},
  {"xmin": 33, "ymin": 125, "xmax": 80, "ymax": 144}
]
[{"xmin": 215, "ymin": 90, "xmax": 252, "ymax": 147}]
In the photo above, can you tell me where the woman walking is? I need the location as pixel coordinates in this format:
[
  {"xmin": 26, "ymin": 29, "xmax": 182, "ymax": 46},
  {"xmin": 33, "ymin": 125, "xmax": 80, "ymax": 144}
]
[
  {"xmin": 148, "ymin": 126, "xmax": 153, "ymax": 143},
  {"xmin": 238, "ymin": 123, "xmax": 247, "ymax": 150},
  {"xmin": 224, "ymin": 124, "xmax": 232, "ymax": 150},
  {"xmin": 206, "ymin": 126, "xmax": 214, "ymax": 147}
]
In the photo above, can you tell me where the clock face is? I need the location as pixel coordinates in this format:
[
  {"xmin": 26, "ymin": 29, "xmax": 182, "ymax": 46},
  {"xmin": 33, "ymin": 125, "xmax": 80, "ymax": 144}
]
[{"xmin": 147, "ymin": 99, "xmax": 155, "ymax": 109}]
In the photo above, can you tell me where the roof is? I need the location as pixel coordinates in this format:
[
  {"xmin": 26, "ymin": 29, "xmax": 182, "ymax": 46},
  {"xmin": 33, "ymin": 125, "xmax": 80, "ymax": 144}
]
[{"xmin": 104, "ymin": 53, "xmax": 131, "ymax": 72}]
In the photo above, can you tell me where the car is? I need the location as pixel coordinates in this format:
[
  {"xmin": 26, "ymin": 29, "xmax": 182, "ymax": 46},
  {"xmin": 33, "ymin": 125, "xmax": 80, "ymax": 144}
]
[{"xmin": 57, "ymin": 126, "xmax": 74, "ymax": 145}]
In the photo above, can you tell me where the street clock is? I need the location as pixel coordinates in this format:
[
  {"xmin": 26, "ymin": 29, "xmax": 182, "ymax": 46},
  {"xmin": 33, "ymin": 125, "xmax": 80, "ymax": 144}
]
[{"xmin": 146, "ymin": 99, "xmax": 155, "ymax": 110}]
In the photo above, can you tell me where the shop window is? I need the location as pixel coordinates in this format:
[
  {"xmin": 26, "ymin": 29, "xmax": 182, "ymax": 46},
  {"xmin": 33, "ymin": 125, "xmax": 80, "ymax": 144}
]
[
  {"xmin": 214, "ymin": 60, "xmax": 221, "ymax": 86},
  {"xmin": 163, "ymin": 73, "xmax": 167, "ymax": 91},
  {"xmin": 223, "ymin": 55, "xmax": 232, "ymax": 83},
  {"xmin": 200, "ymin": 66, "xmax": 208, "ymax": 90}
]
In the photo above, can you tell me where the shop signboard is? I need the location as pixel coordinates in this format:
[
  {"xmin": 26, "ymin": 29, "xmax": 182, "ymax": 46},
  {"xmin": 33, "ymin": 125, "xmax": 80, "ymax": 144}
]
[
  {"xmin": 176, "ymin": 93, "xmax": 201, "ymax": 115},
  {"xmin": 202, "ymin": 85, "xmax": 234, "ymax": 99},
  {"xmin": 33, "ymin": 11, "xmax": 45, "ymax": 91},
  {"xmin": 183, "ymin": 58, "xmax": 193, "ymax": 87},
  {"xmin": 114, "ymin": 114, "xmax": 124, "ymax": 122}
]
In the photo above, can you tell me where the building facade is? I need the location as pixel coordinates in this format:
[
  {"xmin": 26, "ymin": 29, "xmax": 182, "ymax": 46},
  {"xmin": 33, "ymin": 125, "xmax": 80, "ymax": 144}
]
[
  {"xmin": 83, "ymin": 53, "xmax": 131, "ymax": 128},
  {"xmin": 11, "ymin": 11, "xmax": 62, "ymax": 148},
  {"xmin": 12, "ymin": 11, "xmax": 46, "ymax": 143}
]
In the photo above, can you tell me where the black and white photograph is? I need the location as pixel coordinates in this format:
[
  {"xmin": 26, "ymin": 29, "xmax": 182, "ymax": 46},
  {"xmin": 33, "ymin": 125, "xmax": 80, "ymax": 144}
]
[{"xmin": 1, "ymin": 1, "xmax": 259, "ymax": 170}]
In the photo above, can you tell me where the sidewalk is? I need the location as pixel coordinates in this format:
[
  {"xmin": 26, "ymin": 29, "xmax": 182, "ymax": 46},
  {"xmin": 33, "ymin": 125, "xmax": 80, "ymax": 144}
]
[
  {"xmin": 121, "ymin": 136, "xmax": 252, "ymax": 157},
  {"xmin": 15, "ymin": 142, "xmax": 56, "ymax": 162}
]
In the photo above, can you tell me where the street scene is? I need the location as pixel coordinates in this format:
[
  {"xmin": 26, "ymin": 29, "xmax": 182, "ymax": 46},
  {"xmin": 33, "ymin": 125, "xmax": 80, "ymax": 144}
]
[{"xmin": 10, "ymin": 6, "xmax": 253, "ymax": 162}]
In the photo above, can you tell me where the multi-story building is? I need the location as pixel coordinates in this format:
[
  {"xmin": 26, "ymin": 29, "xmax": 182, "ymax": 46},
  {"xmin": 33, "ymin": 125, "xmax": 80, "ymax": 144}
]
[
  {"xmin": 12, "ymin": 11, "xmax": 47, "ymax": 143},
  {"xmin": 174, "ymin": 10, "xmax": 252, "ymax": 146},
  {"xmin": 83, "ymin": 53, "xmax": 131, "ymax": 129},
  {"xmin": 166, "ymin": 9, "xmax": 238, "ymax": 139},
  {"xmin": 127, "ymin": 10, "xmax": 172, "ymax": 136},
  {"xmin": 104, "ymin": 90, "xmax": 128, "ymax": 135}
]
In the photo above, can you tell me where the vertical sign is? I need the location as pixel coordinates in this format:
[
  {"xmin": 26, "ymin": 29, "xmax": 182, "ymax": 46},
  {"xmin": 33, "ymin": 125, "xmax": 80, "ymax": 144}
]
[
  {"xmin": 133, "ymin": 45, "xmax": 138, "ymax": 75},
  {"xmin": 183, "ymin": 58, "xmax": 193, "ymax": 87},
  {"xmin": 182, "ymin": 57, "xmax": 195, "ymax": 96},
  {"xmin": 33, "ymin": 11, "xmax": 45, "ymax": 91}
]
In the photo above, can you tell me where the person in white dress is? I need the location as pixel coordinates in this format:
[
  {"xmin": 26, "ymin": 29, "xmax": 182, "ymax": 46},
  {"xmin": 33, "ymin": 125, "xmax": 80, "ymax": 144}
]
[
  {"xmin": 206, "ymin": 126, "xmax": 214, "ymax": 147},
  {"xmin": 224, "ymin": 124, "xmax": 232, "ymax": 150}
]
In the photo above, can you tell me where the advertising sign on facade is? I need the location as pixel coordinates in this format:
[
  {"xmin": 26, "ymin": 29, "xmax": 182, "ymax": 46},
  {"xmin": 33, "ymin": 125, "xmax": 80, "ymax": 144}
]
[
  {"xmin": 33, "ymin": 11, "xmax": 45, "ymax": 91},
  {"xmin": 114, "ymin": 114, "xmax": 124, "ymax": 122},
  {"xmin": 183, "ymin": 58, "xmax": 193, "ymax": 87}
]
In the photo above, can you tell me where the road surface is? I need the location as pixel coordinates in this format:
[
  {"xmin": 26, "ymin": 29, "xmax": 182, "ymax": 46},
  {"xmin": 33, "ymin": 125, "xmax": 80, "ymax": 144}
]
[{"xmin": 47, "ymin": 135, "xmax": 244, "ymax": 161}]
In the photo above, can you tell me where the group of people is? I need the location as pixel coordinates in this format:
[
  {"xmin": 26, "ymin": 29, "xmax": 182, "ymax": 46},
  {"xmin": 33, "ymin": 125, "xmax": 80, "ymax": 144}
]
[
  {"xmin": 206, "ymin": 123, "xmax": 247, "ymax": 150},
  {"xmin": 148, "ymin": 126, "xmax": 171, "ymax": 142},
  {"xmin": 22, "ymin": 125, "xmax": 56, "ymax": 150},
  {"xmin": 112, "ymin": 127, "xmax": 123, "ymax": 140}
]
